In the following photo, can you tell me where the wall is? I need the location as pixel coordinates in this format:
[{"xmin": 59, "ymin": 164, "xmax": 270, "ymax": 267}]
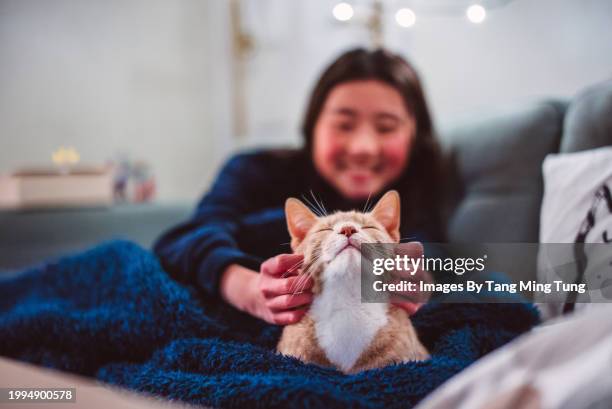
[
  {"xmin": 1, "ymin": 0, "xmax": 611, "ymax": 201},
  {"xmin": 387, "ymin": 0, "xmax": 612, "ymax": 126},
  {"xmin": 0, "ymin": 0, "xmax": 233, "ymax": 202},
  {"xmin": 240, "ymin": 0, "xmax": 612, "ymax": 145}
]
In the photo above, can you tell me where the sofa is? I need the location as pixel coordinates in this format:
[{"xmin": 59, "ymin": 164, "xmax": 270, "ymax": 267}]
[
  {"xmin": 0, "ymin": 203, "xmax": 191, "ymax": 271},
  {"xmin": 443, "ymin": 80, "xmax": 612, "ymax": 244},
  {"xmin": 1, "ymin": 80, "xmax": 611, "ymax": 272}
]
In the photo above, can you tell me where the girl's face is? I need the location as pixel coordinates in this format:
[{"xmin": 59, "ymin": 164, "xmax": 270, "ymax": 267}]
[{"xmin": 312, "ymin": 80, "xmax": 416, "ymax": 200}]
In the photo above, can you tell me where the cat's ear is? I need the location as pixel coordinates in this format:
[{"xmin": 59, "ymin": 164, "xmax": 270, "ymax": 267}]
[
  {"xmin": 370, "ymin": 190, "xmax": 401, "ymax": 242},
  {"xmin": 285, "ymin": 198, "xmax": 317, "ymax": 245}
]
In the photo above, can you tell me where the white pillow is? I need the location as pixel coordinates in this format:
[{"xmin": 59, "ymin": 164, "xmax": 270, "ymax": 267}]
[
  {"xmin": 540, "ymin": 146, "xmax": 612, "ymax": 243},
  {"xmin": 538, "ymin": 146, "xmax": 612, "ymax": 319}
]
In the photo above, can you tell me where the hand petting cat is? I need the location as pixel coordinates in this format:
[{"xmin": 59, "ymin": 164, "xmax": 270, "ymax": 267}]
[
  {"xmin": 389, "ymin": 241, "xmax": 433, "ymax": 314},
  {"xmin": 220, "ymin": 253, "xmax": 314, "ymax": 325},
  {"xmin": 220, "ymin": 247, "xmax": 426, "ymax": 326},
  {"xmin": 251, "ymin": 253, "xmax": 314, "ymax": 325}
]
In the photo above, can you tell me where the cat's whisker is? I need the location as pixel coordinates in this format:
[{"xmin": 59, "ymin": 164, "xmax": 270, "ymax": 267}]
[
  {"xmin": 309, "ymin": 190, "xmax": 328, "ymax": 216},
  {"xmin": 308, "ymin": 190, "xmax": 320, "ymax": 212},
  {"xmin": 285, "ymin": 259, "xmax": 304, "ymax": 271},
  {"xmin": 310, "ymin": 192, "xmax": 327, "ymax": 217},
  {"xmin": 288, "ymin": 268, "xmax": 307, "ymax": 292},
  {"xmin": 292, "ymin": 269, "xmax": 315, "ymax": 295},
  {"xmin": 365, "ymin": 250, "xmax": 392, "ymax": 262},
  {"xmin": 291, "ymin": 271, "xmax": 310, "ymax": 294},
  {"xmin": 301, "ymin": 194, "xmax": 324, "ymax": 217},
  {"xmin": 309, "ymin": 190, "xmax": 323, "ymax": 216},
  {"xmin": 282, "ymin": 259, "xmax": 305, "ymax": 278},
  {"xmin": 286, "ymin": 265, "xmax": 303, "ymax": 275},
  {"xmin": 366, "ymin": 191, "xmax": 379, "ymax": 213},
  {"xmin": 300, "ymin": 194, "xmax": 317, "ymax": 215},
  {"xmin": 285, "ymin": 265, "xmax": 303, "ymax": 276},
  {"xmin": 362, "ymin": 190, "xmax": 373, "ymax": 213},
  {"xmin": 361, "ymin": 244, "xmax": 397, "ymax": 261},
  {"xmin": 367, "ymin": 248, "xmax": 387, "ymax": 257}
]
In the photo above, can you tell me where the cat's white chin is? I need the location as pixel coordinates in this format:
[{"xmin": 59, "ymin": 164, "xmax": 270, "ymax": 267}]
[
  {"xmin": 335, "ymin": 245, "xmax": 360, "ymax": 262},
  {"xmin": 340, "ymin": 244, "xmax": 359, "ymax": 254},
  {"xmin": 326, "ymin": 247, "xmax": 361, "ymax": 278},
  {"xmin": 332, "ymin": 240, "xmax": 361, "ymax": 257}
]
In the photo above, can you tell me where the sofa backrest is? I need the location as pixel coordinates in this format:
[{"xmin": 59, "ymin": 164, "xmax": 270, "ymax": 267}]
[
  {"xmin": 561, "ymin": 80, "xmax": 612, "ymax": 153},
  {"xmin": 443, "ymin": 79, "xmax": 612, "ymax": 244},
  {"xmin": 441, "ymin": 100, "xmax": 566, "ymax": 243}
]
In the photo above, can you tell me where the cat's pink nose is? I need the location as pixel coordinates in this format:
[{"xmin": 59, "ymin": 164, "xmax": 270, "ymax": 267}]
[{"xmin": 339, "ymin": 225, "xmax": 357, "ymax": 237}]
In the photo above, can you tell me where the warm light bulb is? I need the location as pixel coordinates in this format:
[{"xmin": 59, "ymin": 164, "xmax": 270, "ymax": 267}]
[
  {"xmin": 395, "ymin": 8, "xmax": 416, "ymax": 28},
  {"xmin": 466, "ymin": 4, "xmax": 486, "ymax": 23},
  {"xmin": 333, "ymin": 2, "xmax": 354, "ymax": 22}
]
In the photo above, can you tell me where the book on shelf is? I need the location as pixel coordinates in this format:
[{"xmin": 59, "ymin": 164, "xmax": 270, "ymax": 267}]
[{"xmin": 0, "ymin": 166, "xmax": 114, "ymax": 209}]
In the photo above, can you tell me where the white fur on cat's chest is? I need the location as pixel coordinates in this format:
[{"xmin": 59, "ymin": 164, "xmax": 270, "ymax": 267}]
[{"xmin": 310, "ymin": 250, "xmax": 388, "ymax": 372}]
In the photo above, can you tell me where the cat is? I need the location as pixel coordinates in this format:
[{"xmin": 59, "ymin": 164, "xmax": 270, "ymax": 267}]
[{"xmin": 277, "ymin": 190, "xmax": 429, "ymax": 374}]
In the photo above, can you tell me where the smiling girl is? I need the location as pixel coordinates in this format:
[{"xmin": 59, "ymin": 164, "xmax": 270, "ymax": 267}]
[{"xmin": 154, "ymin": 48, "xmax": 446, "ymax": 325}]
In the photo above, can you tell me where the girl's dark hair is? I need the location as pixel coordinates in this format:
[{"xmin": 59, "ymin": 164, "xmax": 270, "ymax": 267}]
[{"xmin": 301, "ymin": 47, "xmax": 447, "ymax": 240}]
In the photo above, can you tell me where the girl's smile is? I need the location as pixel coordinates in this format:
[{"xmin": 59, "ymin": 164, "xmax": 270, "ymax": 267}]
[{"xmin": 312, "ymin": 79, "xmax": 416, "ymax": 200}]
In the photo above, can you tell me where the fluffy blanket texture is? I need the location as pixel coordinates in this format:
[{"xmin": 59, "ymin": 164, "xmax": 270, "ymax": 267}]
[{"xmin": 0, "ymin": 241, "xmax": 539, "ymax": 409}]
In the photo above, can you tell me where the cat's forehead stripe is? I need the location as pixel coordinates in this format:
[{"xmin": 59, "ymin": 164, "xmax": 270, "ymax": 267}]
[{"xmin": 320, "ymin": 211, "xmax": 369, "ymax": 224}]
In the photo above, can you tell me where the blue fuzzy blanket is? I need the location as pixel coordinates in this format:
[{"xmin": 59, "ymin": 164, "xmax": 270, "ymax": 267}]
[{"xmin": 0, "ymin": 240, "xmax": 539, "ymax": 409}]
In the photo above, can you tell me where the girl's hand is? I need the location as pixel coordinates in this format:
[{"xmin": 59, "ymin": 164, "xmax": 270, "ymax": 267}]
[
  {"xmin": 390, "ymin": 241, "xmax": 431, "ymax": 316},
  {"xmin": 250, "ymin": 254, "xmax": 313, "ymax": 325},
  {"xmin": 220, "ymin": 254, "xmax": 313, "ymax": 325}
]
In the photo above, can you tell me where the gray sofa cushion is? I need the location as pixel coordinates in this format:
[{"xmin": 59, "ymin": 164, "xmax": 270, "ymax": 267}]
[
  {"xmin": 561, "ymin": 80, "xmax": 612, "ymax": 153},
  {"xmin": 442, "ymin": 101, "xmax": 566, "ymax": 243}
]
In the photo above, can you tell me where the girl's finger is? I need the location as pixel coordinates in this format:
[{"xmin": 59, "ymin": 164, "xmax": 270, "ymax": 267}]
[
  {"xmin": 261, "ymin": 275, "xmax": 314, "ymax": 297},
  {"xmin": 392, "ymin": 301, "xmax": 422, "ymax": 316},
  {"xmin": 261, "ymin": 254, "xmax": 304, "ymax": 277},
  {"xmin": 266, "ymin": 292, "xmax": 313, "ymax": 311},
  {"xmin": 395, "ymin": 241, "xmax": 424, "ymax": 258},
  {"xmin": 271, "ymin": 308, "xmax": 308, "ymax": 326}
]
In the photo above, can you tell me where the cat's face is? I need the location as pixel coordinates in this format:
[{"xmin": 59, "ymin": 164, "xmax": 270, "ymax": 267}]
[{"xmin": 285, "ymin": 191, "xmax": 401, "ymax": 291}]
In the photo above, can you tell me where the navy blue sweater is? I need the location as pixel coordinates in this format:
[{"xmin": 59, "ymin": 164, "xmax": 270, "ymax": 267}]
[{"xmin": 153, "ymin": 149, "xmax": 444, "ymax": 297}]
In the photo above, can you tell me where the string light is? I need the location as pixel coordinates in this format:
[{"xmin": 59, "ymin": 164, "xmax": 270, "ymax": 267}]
[
  {"xmin": 332, "ymin": 2, "xmax": 354, "ymax": 22},
  {"xmin": 466, "ymin": 4, "xmax": 486, "ymax": 23},
  {"xmin": 395, "ymin": 8, "xmax": 416, "ymax": 28},
  {"xmin": 332, "ymin": 2, "xmax": 492, "ymax": 29}
]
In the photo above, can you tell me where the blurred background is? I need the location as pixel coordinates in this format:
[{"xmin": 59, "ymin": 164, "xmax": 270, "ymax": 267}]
[{"xmin": 1, "ymin": 0, "xmax": 611, "ymax": 203}]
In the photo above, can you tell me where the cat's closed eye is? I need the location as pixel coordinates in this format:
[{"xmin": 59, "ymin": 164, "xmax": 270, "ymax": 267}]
[
  {"xmin": 361, "ymin": 226, "xmax": 379, "ymax": 230},
  {"xmin": 314, "ymin": 228, "xmax": 333, "ymax": 234}
]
